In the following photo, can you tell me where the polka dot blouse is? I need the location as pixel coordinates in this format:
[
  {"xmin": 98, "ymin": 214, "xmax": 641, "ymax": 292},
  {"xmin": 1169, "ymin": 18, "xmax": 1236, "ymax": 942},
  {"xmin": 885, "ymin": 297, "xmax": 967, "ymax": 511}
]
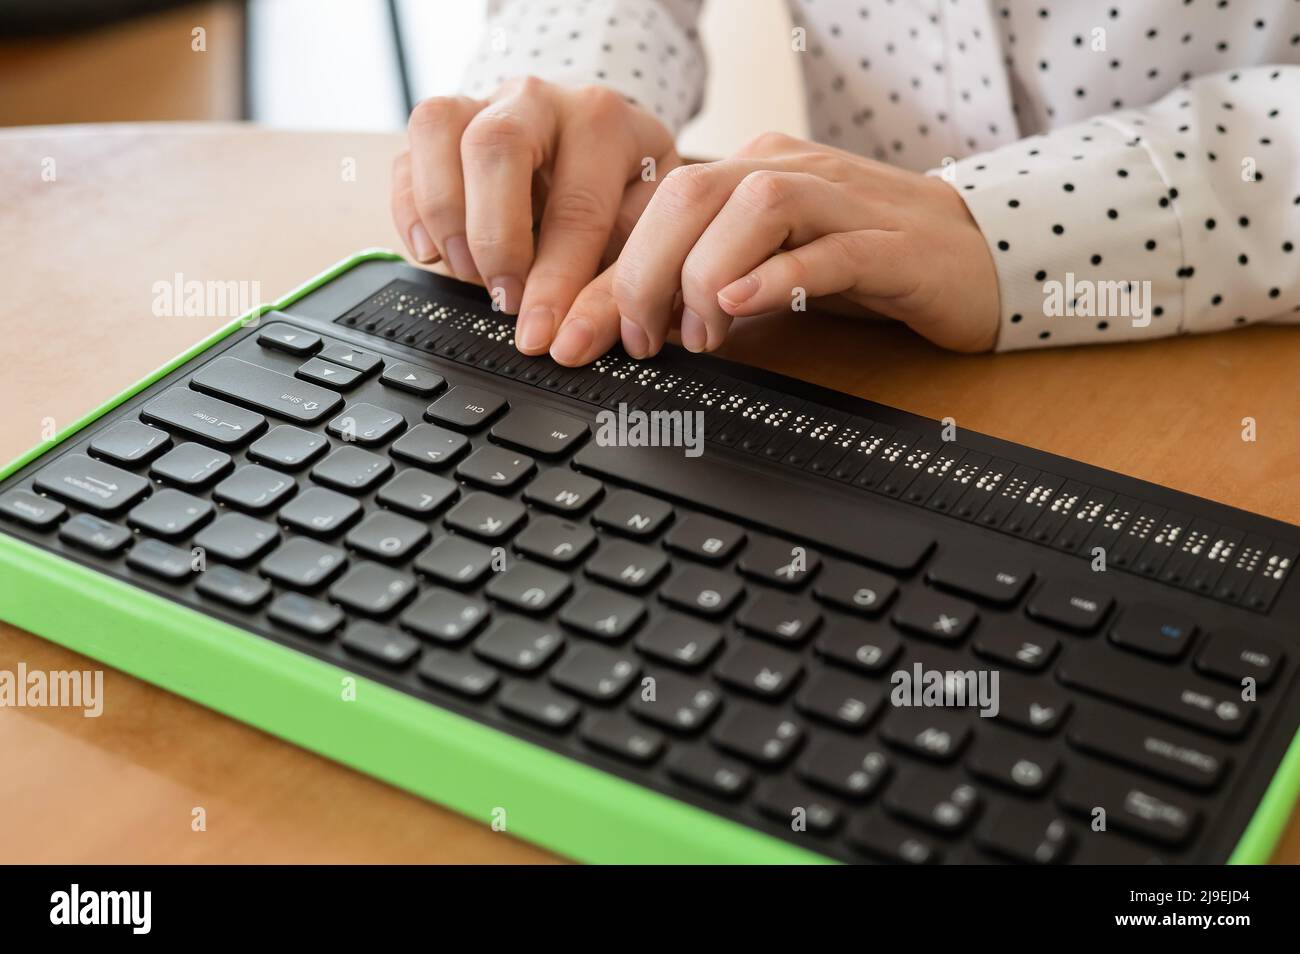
[{"xmin": 462, "ymin": 0, "xmax": 1300, "ymax": 351}]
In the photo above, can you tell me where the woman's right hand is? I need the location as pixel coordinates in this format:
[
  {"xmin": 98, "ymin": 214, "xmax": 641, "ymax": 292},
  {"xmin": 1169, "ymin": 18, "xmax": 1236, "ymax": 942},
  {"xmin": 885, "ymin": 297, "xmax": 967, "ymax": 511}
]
[{"xmin": 391, "ymin": 77, "xmax": 679, "ymax": 355}]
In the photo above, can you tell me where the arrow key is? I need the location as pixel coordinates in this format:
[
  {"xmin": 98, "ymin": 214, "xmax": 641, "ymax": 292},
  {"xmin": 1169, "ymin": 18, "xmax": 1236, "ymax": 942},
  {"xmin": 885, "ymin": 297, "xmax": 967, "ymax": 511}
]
[
  {"xmin": 258, "ymin": 326, "xmax": 321, "ymax": 356},
  {"xmin": 297, "ymin": 356, "xmax": 364, "ymax": 390},
  {"xmin": 381, "ymin": 362, "xmax": 445, "ymax": 396}
]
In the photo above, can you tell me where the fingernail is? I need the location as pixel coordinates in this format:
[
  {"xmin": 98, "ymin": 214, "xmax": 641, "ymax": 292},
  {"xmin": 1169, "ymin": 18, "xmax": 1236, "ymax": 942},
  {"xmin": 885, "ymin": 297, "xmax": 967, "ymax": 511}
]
[
  {"xmin": 489, "ymin": 275, "xmax": 523, "ymax": 314},
  {"xmin": 550, "ymin": 317, "xmax": 595, "ymax": 365},
  {"xmin": 679, "ymin": 307, "xmax": 707, "ymax": 352},
  {"xmin": 516, "ymin": 305, "xmax": 554, "ymax": 353},
  {"xmin": 718, "ymin": 272, "xmax": 761, "ymax": 310},
  {"xmin": 408, "ymin": 223, "xmax": 437, "ymax": 263},
  {"xmin": 621, "ymin": 316, "xmax": 651, "ymax": 358},
  {"xmin": 444, "ymin": 235, "xmax": 478, "ymax": 282}
]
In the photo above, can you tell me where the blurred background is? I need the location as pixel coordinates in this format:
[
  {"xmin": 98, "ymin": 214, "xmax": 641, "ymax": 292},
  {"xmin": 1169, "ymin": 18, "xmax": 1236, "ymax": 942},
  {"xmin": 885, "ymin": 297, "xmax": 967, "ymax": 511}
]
[{"xmin": 0, "ymin": 0, "xmax": 809, "ymax": 157}]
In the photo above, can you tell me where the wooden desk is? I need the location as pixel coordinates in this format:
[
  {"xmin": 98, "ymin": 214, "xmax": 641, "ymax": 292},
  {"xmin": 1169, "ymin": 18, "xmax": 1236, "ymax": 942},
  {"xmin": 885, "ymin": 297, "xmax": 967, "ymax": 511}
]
[{"xmin": 1, "ymin": 124, "xmax": 1296, "ymax": 863}]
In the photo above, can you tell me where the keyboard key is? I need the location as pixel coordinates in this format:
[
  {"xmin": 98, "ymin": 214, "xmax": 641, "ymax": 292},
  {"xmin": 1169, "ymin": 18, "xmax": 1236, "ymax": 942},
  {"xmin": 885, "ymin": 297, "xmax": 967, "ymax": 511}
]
[
  {"xmin": 712, "ymin": 703, "xmax": 804, "ymax": 767},
  {"xmin": 580, "ymin": 712, "xmax": 664, "ymax": 764},
  {"xmin": 267, "ymin": 592, "xmax": 343, "ymax": 637},
  {"xmin": 342, "ymin": 622, "xmax": 421, "ymax": 667},
  {"xmin": 59, "ymin": 513, "xmax": 131, "ymax": 554},
  {"xmin": 326, "ymin": 403, "xmax": 406, "ymax": 446},
  {"xmin": 474, "ymin": 618, "xmax": 564, "ymax": 672},
  {"xmin": 995, "ymin": 676, "xmax": 1071, "ymax": 735},
  {"xmin": 151, "ymin": 443, "xmax": 233, "ymax": 490},
  {"xmin": 881, "ymin": 708, "xmax": 970, "ymax": 762},
  {"xmin": 972, "ymin": 626, "xmax": 1059, "ymax": 672},
  {"xmin": 592, "ymin": 490, "xmax": 673, "ymax": 539},
  {"xmin": 664, "ymin": 514, "xmax": 746, "ymax": 564},
  {"xmin": 754, "ymin": 779, "xmax": 842, "ymax": 834},
  {"xmin": 498, "ymin": 681, "xmax": 580, "ymax": 730},
  {"xmin": 574, "ymin": 441, "xmax": 935, "ymax": 572},
  {"xmin": 390, "ymin": 422, "xmax": 469, "ymax": 469},
  {"xmin": 377, "ymin": 469, "xmax": 457, "ymax": 519},
  {"xmin": 967, "ymin": 730, "xmax": 1060, "ymax": 794},
  {"xmin": 417, "ymin": 649, "xmax": 499, "ymax": 698},
  {"xmin": 192, "ymin": 513, "xmax": 279, "ymax": 564},
  {"xmin": 660, "ymin": 565, "xmax": 744, "ymax": 619},
  {"xmin": 0, "ymin": 489, "xmax": 66, "ymax": 530},
  {"xmin": 328, "ymin": 561, "xmax": 417, "ymax": 616},
  {"xmin": 1068, "ymin": 703, "xmax": 1228, "ymax": 790},
  {"xmin": 976, "ymin": 803, "xmax": 1073, "ymax": 864},
  {"xmin": 489, "ymin": 405, "xmax": 589, "ymax": 458},
  {"xmin": 584, "ymin": 538, "xmax": 668, "ymax": 591},
  {"xmin": 795, "ymin": 668, "xmax": 884, "ymax": 730},
  {"xmin": 1027, "ymin": 580, "xmax": 1114, "ymax": 633},
  {"xmin": 485, "ymin": 561, "xmax": 571, "ymax": 613},
  {"xmin": 247, "ymin": 424, "xmax": 328, "ymax": 470},
  {"xmin": 736, "ymin": 592, "xmax": 822, "ymax": 645},
  {"xmin": 413, "ymin": 534, "xmax": 494, "ymax": 587},
  {"xmin": 1109, "ymin": 602, "xmax": 1198, "ymax": 660},
  {"xmin": 381, "ymin": 362, "xmax": 445, "ymax": 396},
  {"xmin": 847, "ymin": 814, "xmax": 939, "ymax": 864},
  {"xmin": 317, "ymin": 343, "xmax": 382, "ymax": 376},
  {"xmin": 814, "ymin": 621, "xmax": 901, "ymax": 674},
  {"xmin": 797, "ymin": 737, "xmax": 890, "ymax": 800},
  {"xmin": 400, "ymin": 588, "xmax": 489, "ymax": 643},
  {"xmin": 634, "ymin": 614, "xmax": 722, "ymax": 669},
  {"xmin": 523, "ymin": 468, "xmax": 603, "ymax": 513},
  {"xmin": 127, "ymin": 538, "xmax": 196, "ymax": 581},
  {"xmin": 812, "ymin": 561, "xmax": 897, "ymax": 616},
  {"xmin": 88, "ymin": 420, "xmax": 170, "ymax": 466},
  {"xmin": 927, "ymin": 551, "xmax": 1034, "ymax": 606},
  {"xmin": 891, "ymin": 591, "xmax": 977, "ymax": 642},
  {"xmin": 456, "ymin": 445, "xmax": 535, "ymax": 490},
  {"xmin": 884, "ymin": 771, "xmax": 981, "ymax": 835},
  {"xmin": 311, "ymin": 446, "xmax": 393, "ymax": 493},
  {"xmin": 1058, "ymin": 764, "xmax": 1199, "ymax": 848},
  {"xmin": 277, "ymin": 486, "xmax": 362, "ymax": 536},
  {"xmin": 550, "ymin": 644, "xmax": 639, "ymax": 701},
  {"xmin": 1195, "ymin": 629, "xmax": 1284, "ymax": 688},
  {"xmin": 443, "ymin": 492, "xmax": 526, "ymax": 541},
  {"xmin": 297, "ymin": 356, "xmax": 364, "ymax": 389},
  {"xmin": 345, "ymin": 510, "xmax": 430, "ymax": 562},
  {"xmin": 630, "ymin": 671, "xmax": 721, "ymax": 732},
  {"xmin": 426, "ymin": 385, "xmax": 507, "ymax": 430},
  {"xmin": 127, "ymin": 488, "xmax": 213, "ymax": 540},
  {"xmin": 714, "ymin": 640, "xmax": 802, "ymax": 700},
  {"xmin": 35, "ymin": 453, "xmax": 151, "ymax": 514},
  {"xmin": 667, "ymin": 747, "xmax": 751, "ymax": 798},
  {"xmin": 258, "ymin": 325, "xmax": 321, "ymax": 355},
  {"xmin": 191, "ymin": 356, "xmax": 342, "ymax": 424},
  {"xmin": 1058, "ymin": 652, "xmax": 1252, "ymax": 739},
  {"xmin": 514, "ymin": 516, "xmax": 596, "ymax": 566},
  {"xmin": 736, "ymin": 535, "xmax": 820, "ymax": 589},
  {"xmin": 195, "ymin": 564, "xmax": 270, "ymax": 608},
  {"xmin": 213, "ymin": 465, "xmax": 296, "ymax": 514},
  {"xmin": 258, "ymin": 537, "xmax": 347, "ymax": 589},
  {"xmin": 558, "ymin": 585, "xmax": 645, "ymax": 640},
  {"xmin": 141, "ymin": 387, "xmax": 265, "ymax": 447}
]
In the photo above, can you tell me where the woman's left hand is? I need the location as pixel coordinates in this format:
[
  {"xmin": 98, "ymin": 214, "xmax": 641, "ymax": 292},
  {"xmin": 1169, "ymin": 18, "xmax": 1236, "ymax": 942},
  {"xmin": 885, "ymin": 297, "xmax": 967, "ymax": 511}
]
[{"xmin": 548, "ymin": 132, "xmax": 1002, "ymax": 365}]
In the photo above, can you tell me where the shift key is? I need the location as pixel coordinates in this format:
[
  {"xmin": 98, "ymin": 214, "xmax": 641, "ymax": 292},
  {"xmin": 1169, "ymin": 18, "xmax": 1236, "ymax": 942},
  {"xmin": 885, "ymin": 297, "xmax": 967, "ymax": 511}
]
[
  {"xmin": 142, "ymin": 387, "xmax": 265, "ymax": 447},
  {"xmin": 191, "ymin": 356, "xmax": 342, "ymax": 423}
]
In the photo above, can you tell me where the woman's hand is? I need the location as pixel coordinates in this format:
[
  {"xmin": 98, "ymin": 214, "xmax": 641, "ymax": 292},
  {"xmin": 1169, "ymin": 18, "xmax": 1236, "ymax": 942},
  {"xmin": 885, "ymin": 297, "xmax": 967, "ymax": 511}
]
[
  {"xmin": 390, "ymin": 77, "xmax": 679, "ymax": 353},
  {"xmin": 548, "ymin": 132, "xmax": 1001, "ymax": 365}
]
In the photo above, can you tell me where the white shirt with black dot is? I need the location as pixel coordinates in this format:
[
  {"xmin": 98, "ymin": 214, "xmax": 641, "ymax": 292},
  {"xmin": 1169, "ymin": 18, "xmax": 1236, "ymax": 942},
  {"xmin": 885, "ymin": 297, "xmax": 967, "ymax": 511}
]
[{"xmin": 462, "ymin": 0, "xmax": 1300, "ymax": 350}]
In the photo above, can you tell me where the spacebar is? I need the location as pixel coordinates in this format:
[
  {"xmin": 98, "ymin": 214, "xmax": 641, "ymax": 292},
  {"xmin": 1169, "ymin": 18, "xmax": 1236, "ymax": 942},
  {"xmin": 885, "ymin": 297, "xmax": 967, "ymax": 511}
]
[{"xmin": 573, "ymin": 443, "xmax": 934, "ymax": 573}]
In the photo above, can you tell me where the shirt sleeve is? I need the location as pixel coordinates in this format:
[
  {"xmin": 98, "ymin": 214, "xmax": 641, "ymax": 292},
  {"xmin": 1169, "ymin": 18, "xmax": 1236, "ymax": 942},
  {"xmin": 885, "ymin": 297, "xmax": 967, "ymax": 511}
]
[
  {"xmin": 941, "ymin": 66, "xmax": 1300, "ymax": 351},
  {"xmin": 460, "ymin": 0, "xmax": 707, "ymax": 133}
]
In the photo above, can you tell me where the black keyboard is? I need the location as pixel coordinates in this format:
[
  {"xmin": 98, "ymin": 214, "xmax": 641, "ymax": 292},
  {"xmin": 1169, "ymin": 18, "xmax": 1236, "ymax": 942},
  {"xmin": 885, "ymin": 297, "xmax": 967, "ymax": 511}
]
[{"xmin": 2, "ymin": 259, "xmax": 1298, "ymax": 865}]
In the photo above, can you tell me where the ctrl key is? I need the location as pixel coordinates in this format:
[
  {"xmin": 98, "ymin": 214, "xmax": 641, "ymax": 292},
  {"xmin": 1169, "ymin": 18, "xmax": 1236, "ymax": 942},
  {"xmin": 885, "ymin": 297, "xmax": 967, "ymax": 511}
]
[{"xmin": 0, "ymin": 488, "xmax": 66, "ymax": 530}]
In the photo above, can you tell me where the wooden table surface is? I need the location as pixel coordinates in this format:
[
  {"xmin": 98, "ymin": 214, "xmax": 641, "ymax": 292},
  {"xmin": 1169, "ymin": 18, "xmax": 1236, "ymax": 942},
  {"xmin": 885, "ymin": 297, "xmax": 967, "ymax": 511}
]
[{"xmin": 1, "ymin": 123, "xmax": 1297, "ymax": 863}]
